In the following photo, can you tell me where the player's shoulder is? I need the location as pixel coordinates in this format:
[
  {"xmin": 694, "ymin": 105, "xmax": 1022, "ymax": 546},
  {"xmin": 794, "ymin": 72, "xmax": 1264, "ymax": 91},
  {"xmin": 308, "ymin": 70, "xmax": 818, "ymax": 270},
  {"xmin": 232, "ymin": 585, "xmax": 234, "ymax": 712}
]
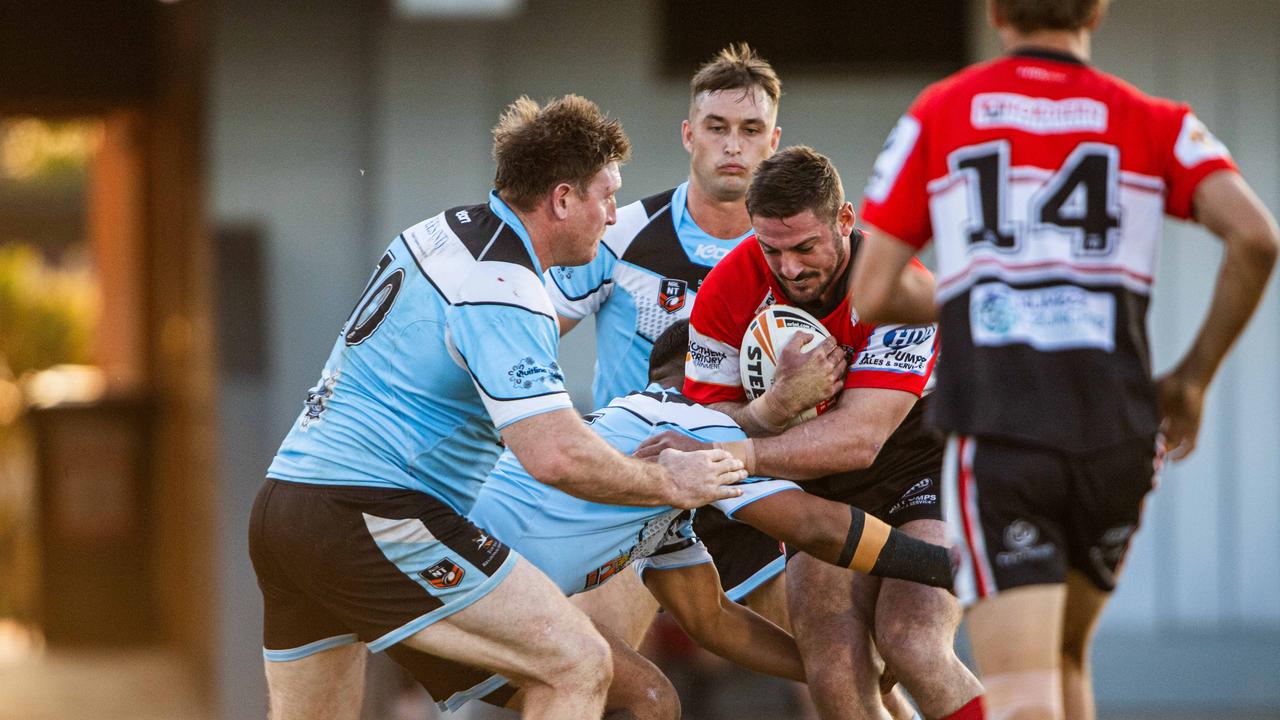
[
  {"xmin": 601, "ymin": 187, "xmax": 680, "ymax": 256},
  {"xmin": 400, "ymin": 203, "xmax": 552, "ymax": 317}
]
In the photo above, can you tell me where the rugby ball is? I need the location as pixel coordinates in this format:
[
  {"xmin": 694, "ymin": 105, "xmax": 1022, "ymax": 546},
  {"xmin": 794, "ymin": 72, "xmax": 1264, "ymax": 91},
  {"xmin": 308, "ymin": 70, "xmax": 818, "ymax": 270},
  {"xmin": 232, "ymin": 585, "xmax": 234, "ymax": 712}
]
[{"xmin": 739, "ymin": 305, "xmax": 835, "ymax": 425}]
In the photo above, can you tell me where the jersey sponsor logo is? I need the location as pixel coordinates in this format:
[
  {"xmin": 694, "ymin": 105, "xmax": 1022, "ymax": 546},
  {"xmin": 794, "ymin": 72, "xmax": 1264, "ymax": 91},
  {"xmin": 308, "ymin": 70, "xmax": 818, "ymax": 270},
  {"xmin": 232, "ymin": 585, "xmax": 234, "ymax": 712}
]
[
  {"xmin": 971, "ymin": 93, "xmax": 1107, "ymax": 134},
  {"xmin": 883, "ymin": 325, "xmax": 936, "ymax": 350},
  {"xmin": 688, "ymin": 338, "xmax": 728, "ymax": 370},
  {"xmin": 507, "ymin": 357, "xmax": 564, "ymax": 389},
  {"xmin": 1174, "ymin": 113, "xmax": 1230, "ymax": 168},
  {"xmin": 300, "ymin": 369, "xmax": 340, "ymax": 430},
  {"xmin": 886, "ymin": 477, "xmax": 937, "ymax": 515},
  {"xmin": 997, "ymin": 519, "xmax": 1054, "ymax": 568},
  {"xmin": 454, "ymin": 210, "xmax": 472, "ymax": 224},
  {"xmin": 694, "ymin": 243, "xmax": 730, "ymax": 261},
  {"xmin": 969, "ymin": 283, "xmax": 1115, "ymax": 352},
  {"xmin": 1015, "ymin": 65, "xmax": 1067, "ymax": 83},
  {"xmin": 853, "ymin": 323, "xmax": 935, "ymax": 376},
  {"xmin": 865, "ymin": 114, "xmax": 922, "ymax": 203},
  {"xmin": 422, "ymin": 559, "xmax": 466, "ymax": 589},
  {"xmin": 658, "ymin": 278, "xmax": 688, "ymax": 313}
]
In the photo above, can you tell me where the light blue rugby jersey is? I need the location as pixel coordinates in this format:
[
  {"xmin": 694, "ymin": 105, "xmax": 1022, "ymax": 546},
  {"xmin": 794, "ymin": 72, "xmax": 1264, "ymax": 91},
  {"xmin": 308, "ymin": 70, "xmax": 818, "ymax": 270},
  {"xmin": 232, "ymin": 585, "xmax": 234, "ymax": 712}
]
[
  {"xmin": 267, "ymin": 193, "xmax": 573, "ymax": 514},
  {"xmin": 468, "ymin": 384, "xmax": 798, "ymax": 595},
  {"xmin": 546, "ymin": 182, "xmax": 752, "ymax": 408}
]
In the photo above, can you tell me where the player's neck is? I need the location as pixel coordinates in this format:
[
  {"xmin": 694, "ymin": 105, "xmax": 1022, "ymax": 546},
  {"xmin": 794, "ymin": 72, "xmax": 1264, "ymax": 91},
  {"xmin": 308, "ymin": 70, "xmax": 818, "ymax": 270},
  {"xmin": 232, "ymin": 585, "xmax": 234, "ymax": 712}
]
[
  {"xmin": 1002, "ymin": 29, "xmax": 1091, "ymax": 63},
  {"xmin": 685, "ymin": 179, "xmax": 753, "ymax": 239},
  {"xmin": 512, "ymin": 205, "xmax": 558, "ymax": 271}
]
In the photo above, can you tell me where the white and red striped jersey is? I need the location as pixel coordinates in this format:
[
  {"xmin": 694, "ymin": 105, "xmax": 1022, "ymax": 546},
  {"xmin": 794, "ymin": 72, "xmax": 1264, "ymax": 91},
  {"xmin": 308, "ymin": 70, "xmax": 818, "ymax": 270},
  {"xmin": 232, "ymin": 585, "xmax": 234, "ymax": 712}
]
[
  {"xmin": 684, "ymin": 234, "xmax": 937, "ymax": 406},
  {"xmin": 861, "ymin": 48, "xmax": 1237, "ymax": 452}
]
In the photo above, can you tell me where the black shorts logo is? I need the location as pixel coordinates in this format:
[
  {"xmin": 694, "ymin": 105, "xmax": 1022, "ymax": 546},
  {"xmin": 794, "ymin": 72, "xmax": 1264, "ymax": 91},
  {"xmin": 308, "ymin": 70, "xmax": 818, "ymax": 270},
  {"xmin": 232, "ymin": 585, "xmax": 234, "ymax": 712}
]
[
  {"xmin": 658, "ymin": 278, "xmax": 687, "ymax": 313},
  {"xmin": 422, "ymin": 559, "xmax": 466, "ymax": 589}
]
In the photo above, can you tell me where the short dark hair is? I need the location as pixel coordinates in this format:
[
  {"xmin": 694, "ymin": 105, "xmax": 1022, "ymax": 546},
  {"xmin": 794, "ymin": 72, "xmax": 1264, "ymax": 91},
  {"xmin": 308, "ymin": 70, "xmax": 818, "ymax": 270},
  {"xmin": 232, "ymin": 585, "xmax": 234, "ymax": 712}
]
[
  {"xmin": 649, "ymin": 319, "xmax": 690, "ymax": 382},
  {"xmin": 690, "ymin": 43, "xmax": 781, "ymax": 112},
  {"xmin": 994, "ymin": 0, "xmax": 1107, "ymax": 33},
  {"xmin": 492, "ymin": 95, "xmax": 631, "ymax": 212},
  {"xmin": 746, "ymin": 145, "xmax": 844, "ymax": 226}
]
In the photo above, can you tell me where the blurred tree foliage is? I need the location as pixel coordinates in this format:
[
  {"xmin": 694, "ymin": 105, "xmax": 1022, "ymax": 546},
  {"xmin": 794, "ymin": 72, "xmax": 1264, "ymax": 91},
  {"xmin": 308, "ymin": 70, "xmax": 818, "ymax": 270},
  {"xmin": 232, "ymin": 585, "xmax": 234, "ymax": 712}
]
[{"xmin": 0, "ymin": 244, "xmax": 96, "ymax": 376}]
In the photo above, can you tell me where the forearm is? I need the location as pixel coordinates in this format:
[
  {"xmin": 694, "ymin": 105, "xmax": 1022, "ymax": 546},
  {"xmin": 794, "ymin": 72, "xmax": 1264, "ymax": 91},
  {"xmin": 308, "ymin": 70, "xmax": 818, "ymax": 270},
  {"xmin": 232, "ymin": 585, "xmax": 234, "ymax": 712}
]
[
  {"xmin": 708, "ymin": 395, "xmax": 792, "ymax": 438},
  {"xmin": 504, "ymin": 410, "xmax": 676, "ymax": 507},
  {"xmin": 547, "ymin": 432, "xmax": 674, "ymax": 506},
  {"xmin": 749, "ymin": 415, "xmax": 881, "ymax": 479},
  {"xmin": 1174, "ymin": 234, "xmax": 1277, "ymax": 385},
  {"xmin": 688, "ymin": 603, "xmax": 805, "ymax": 682}
]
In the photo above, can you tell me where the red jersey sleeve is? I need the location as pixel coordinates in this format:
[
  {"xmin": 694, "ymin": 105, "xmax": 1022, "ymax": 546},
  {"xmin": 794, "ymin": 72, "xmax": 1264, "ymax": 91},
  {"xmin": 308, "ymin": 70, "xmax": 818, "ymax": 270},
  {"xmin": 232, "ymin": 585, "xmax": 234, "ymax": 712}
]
[
  {"xmin": 1157, "ymin": 102, "xmax": 1238, "ymax": 219},
  {"xmin": 860, "ymin": 91, "xmax": 937, "ymax": 249},
  {"xmin": 684, "ymin": 249, "xmax": 753, "ymax": 404},
  {"xmin": 844, "ymin": 321, "xmax": 938, "ymax": 397}
]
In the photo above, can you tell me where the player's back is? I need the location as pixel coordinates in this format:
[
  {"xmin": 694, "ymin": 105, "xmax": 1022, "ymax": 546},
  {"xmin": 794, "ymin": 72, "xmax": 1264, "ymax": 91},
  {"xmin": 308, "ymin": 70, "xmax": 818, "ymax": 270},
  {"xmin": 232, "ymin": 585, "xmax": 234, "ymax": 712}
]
[
  {"xmin": 862, "ymin": 50, "xmax": 1236, "ymax": 451},
  {"xmin": 471, "ymin": 386, "xmax": 745, "ymax": 594},
  {"xmin": 268, "ymin": 197, "xmax": 570, "ymax": 513}
]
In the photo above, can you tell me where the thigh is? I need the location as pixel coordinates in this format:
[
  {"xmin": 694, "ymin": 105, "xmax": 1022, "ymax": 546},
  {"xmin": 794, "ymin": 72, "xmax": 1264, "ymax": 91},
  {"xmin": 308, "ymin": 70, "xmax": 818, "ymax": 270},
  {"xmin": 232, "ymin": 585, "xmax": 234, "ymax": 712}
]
[
  {"xmin": 252, "ymin": 479, "xmax": 517, "ymax": 657},
  {"xmin": 397, "ymin": 557, "xmax": 605, "ymax": 688},
  {"xmin": 692, "ymin": 505, "xmax": 786, "ymax": 602},
  {"xmin": 1064, "ymin": 441, "xmax": 1157, "ymax": 592},
  {"xmin": 571, "ymin": 566, "xmax": 661, "ymax": 649},
  {"xmin": 943, "ymin": 435, "xmax": 1071, "ymax": 606},
  {"xmin": 263, "ymin": 642, "xmax": 367, "ymax": 720}
]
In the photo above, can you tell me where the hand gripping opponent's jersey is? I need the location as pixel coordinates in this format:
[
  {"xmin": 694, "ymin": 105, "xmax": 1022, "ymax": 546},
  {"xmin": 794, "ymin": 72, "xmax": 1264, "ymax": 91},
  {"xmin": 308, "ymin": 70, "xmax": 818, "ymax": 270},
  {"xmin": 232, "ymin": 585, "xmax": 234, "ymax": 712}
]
[
  {"xmin": 860, "ymin": 49, "xmax": 1238, "ymax": 452},
  {"xmin": 546, "ymin": 182, "xmax": 752, "ymax": 408},
  {"xmin": 684, "ymin": 235, "xmax": 942, "ymax": 509},
  {"xmin": 468, "ymin": 385, "xmax": 798, "ymax": 595},
  {"xmin": 267, "ymin": 194, "xmax": 572, "ymax": 514}
]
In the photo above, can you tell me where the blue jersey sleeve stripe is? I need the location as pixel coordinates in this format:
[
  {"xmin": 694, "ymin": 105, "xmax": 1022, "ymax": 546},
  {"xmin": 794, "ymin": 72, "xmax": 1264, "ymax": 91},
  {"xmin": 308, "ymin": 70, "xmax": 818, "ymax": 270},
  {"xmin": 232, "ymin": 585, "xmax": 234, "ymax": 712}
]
[{"xmin": 453, "ymin": 301, "xmax": 557, "ymax": 324}]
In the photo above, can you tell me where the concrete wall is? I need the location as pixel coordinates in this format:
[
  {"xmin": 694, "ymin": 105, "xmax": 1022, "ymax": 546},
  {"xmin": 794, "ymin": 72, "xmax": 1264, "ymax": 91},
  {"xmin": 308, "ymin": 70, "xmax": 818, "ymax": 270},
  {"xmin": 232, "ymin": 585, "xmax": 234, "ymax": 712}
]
[{"xmin": 210, "ymin": 1, "xmax": 1280, "ymax": 716}]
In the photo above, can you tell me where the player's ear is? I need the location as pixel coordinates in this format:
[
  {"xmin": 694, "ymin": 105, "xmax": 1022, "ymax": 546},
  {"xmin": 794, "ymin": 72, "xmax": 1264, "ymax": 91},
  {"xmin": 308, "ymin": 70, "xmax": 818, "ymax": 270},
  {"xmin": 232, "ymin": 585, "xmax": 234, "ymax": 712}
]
[
  {"xmin": 681, "ymin": 119, "xmax": 694, "ymax": 153},
  {"xmin": 550, "ymin": 182, "xmax": 574, "ymax": 220},
  {"xmin": 770, "ymin": 125, "xmax": 782, "ymax": 152},
  {"xmin": 838, "ymin": 202, "xmax": 857, "ymax": 236}
]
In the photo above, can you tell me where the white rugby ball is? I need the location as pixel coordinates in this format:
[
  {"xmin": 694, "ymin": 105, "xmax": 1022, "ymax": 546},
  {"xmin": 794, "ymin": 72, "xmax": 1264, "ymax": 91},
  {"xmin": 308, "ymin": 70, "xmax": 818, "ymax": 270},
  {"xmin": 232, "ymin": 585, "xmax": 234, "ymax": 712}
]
[{"xmin": 739, "ymin": 305, "xmax": 835, "ymax": 425}]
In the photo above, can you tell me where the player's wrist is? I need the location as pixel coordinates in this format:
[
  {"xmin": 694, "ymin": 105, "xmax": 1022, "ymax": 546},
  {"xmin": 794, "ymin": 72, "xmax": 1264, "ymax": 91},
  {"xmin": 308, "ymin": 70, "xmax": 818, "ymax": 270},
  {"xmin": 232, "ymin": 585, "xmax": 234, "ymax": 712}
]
[
  {"xmin": 713, "ymin": 439, "xmax": 756, "ymax": 476},
  {"xmin": 748, "ymin": 392, "xmax": 791, "ymax": 433}
]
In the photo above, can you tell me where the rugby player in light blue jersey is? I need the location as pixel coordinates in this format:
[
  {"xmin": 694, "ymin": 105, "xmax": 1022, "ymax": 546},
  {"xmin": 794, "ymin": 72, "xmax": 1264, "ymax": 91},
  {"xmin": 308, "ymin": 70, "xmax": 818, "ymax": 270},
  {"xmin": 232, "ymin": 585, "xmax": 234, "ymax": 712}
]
[
  {"xmin": 385, "ymin": 319, "xmax": 954, "ymax": 717},
  {"xmin": 248, "ymin": 96, "xmax": 750, "ymax": 720},
  {"xmin": 545, "ymin": 41, "xmax": 796, "ymax": 658}
]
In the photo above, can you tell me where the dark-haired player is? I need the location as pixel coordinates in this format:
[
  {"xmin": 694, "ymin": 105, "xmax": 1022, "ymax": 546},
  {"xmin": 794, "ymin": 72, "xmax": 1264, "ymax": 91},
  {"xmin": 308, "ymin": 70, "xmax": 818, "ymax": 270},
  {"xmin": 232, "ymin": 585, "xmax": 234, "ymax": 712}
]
[{"xmin": 646, "ymin": 146, "xmax": 985, "ymax": 719}]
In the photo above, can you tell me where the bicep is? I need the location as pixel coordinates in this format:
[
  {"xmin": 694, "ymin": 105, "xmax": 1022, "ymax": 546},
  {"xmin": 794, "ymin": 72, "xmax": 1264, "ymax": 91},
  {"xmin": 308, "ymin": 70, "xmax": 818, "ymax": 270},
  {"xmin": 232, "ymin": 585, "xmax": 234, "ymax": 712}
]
[{"xmin": 1192, "ymin": 170, "xmax": 1279, "ymax": 248}]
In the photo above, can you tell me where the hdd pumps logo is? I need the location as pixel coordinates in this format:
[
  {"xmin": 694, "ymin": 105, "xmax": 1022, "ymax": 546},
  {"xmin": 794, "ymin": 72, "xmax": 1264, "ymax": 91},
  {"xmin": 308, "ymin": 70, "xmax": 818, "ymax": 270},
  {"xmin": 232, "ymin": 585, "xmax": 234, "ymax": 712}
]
[
  {"xmin": 422, "ymin": 559, "xmax": 466, "ymax": 589},
  {"xmin": 658, "ymin": 278, "xmax": 688, "ymax": 313}
]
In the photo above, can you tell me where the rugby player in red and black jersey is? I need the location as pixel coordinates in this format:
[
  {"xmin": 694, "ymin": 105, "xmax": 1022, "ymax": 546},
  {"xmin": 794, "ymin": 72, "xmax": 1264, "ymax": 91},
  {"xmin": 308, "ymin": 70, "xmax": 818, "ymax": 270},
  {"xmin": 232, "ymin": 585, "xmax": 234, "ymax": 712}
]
[
  {"xmin": 852, "ymin": 1, "xmax": 1278, "ymax": 719},
  {"xmin": 639, "ymin": 146, "xmax": 985, "ymax": 720}
]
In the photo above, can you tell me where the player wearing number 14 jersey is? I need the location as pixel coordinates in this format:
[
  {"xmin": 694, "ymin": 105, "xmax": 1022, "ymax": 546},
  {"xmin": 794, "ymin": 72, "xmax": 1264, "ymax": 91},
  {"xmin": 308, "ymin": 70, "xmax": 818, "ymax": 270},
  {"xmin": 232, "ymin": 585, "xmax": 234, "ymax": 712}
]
[{"xmin": 852, "ymin": 2, "xmax": 1279, "ymax": 719}]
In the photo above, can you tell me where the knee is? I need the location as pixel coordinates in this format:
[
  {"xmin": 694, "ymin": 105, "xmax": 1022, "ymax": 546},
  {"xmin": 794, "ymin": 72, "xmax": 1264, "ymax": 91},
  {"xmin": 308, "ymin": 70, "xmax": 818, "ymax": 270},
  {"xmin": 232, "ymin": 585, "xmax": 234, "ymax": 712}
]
[
  {"xmin": 876, "ymin": 614, "xmax": 948, "ymax": 675},
  {"xmin": 611, "ymin": 673, "xmax": 680, "ymax": 720},
  {"xmin": 547, "ymin": 629, "xmax": 613, "ymax": 697}
]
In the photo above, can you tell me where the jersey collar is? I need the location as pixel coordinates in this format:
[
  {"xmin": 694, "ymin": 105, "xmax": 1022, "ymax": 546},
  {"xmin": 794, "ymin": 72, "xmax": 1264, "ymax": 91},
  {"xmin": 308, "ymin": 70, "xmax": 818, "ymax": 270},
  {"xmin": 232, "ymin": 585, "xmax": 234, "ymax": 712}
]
[
  {"xmin": 487, "ymin": 190, "xmax": 543, "ymax": 274},
  {"xmin": 1009, "ymin": 47, "xmax": 1087, "ymax": 66}
]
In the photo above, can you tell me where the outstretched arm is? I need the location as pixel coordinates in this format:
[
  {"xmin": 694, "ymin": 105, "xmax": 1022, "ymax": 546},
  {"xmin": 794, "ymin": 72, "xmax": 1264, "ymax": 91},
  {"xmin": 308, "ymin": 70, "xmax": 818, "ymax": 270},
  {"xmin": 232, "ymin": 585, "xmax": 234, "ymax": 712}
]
[
  {"xmin": 731, "ymin": 488, "xmax": 953, "ymax": 589},
  {"xmin": 643, "ymin": 562, "xmax": 806, "ymax": 682},
  {"xmin": 502, "ymin": 409, "xmax": 745, "ymax": 508}
]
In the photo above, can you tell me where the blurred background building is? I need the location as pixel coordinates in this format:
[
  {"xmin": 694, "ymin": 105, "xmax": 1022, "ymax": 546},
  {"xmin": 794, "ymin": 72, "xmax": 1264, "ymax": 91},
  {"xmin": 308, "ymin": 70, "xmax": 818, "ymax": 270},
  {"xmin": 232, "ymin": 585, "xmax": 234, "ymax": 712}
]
[{"xmin": 0, "ymin": 1, "xmax": 1276, "ymax": 718}]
